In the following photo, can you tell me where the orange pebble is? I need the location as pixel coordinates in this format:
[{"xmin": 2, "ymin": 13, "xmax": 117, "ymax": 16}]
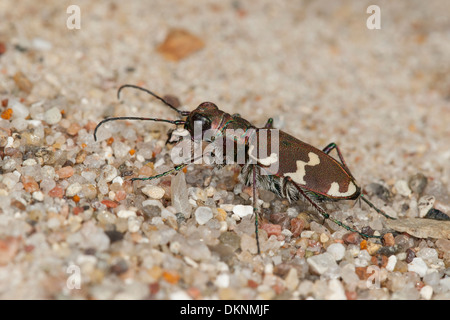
[
  {"xmin": 129, "ymin": 149, "xmax": 136, "ymax": 156},
  {"xmin": 84, "ymin": 121, "xmax": 97, "ymax": 132},
  {"xmin": 247, "ymin": 279, "xmax": 258, "ymax": 288},
  {"xmin": 114, "ymin": 190, "xmax": 127, "ymax": 201},
  {"xmin": 1, "ymin": 108, "xmax": 13, "ymax": 120},
  {"xmin": 73, "ymin": 195, "xmax": 80, "ymax": 202},
  {"xmin": 67, "ymin": 122, "xmax": 81, "ymax": 136},
  {"xmin": 261, "ymin": 223, "xmax": 282, "ymax": 237},
  {"xmin": 162, "ymin": 270, "xmax": 180, "ymax": 284},
  {"xmin": 107, "ymin": 137, "xmax": 114, "ymax": 145},
  {"xmin": 22, "ymin": 176, "xmax": 40, "ymax": 193},
  {"xmin": 101, "ymin": 199, "xmax": 118, "ymax": 208},
  {"xmin": 360, "ymin": 239, "xmax": 367, "ymax": 250},
  {"xmin": 73, "ymin": 207, "xmax": 83, "ymax": 215},
  {"xmin": 187, "ymin": 287, "xmax": 201, "ymax": 299},
  {"xmin": 48, "ymin": 185, "xmax": 64, "ymax": 198},
  {"xmin": 56, "ymin": 166, "xmax": 74, "ymax": 179}
]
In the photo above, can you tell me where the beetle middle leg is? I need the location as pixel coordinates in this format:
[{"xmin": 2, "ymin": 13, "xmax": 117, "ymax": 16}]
[
  {"xmin": 252, "ymin": 165, "xmax": 262, "ymax": 254},
  {"xmin": 131, "ymin": 163, "xmax": 188, "ymax": 181}
]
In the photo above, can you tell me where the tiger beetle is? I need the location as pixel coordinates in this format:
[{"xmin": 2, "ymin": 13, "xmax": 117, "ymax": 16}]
[{"xmin": 94, "ymin": 84, "xmax": 396, "ymax": 254}]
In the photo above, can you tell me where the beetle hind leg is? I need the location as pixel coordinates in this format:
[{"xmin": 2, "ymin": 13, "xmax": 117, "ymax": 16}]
[
  {"xmin": 360, "ymin": 193, "xmax": 396, "ymax": 220},
  {"xmin": 285, "ymin": 177, "xmax": 382, "ymax": 240},
  {"xmin": 323, "ymin": 143, "xmax": 396, "ymax": 220},
  {"xmin": 264, "ymin": 118, "xmax": 274, "ymax": 129},
  {"xmin": 322, "ymin": 142, "xmax": 354, "ymax": 177}
]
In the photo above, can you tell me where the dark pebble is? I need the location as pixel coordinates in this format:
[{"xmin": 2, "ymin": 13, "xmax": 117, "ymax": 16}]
[
  {"xmin": 364, "ymin": 183, "xmax": 391, "ymax": 202},
  {"xmin": 142, "ymin": 205, "xmax": 162, "ymax": 218},
  {"xmin": 84, "ymin": 248, "xmax": 97, "ymax": 255},
  {"xmin": 105, "ymin": 230, "xmax": 124, "ymax": 243},
  {"xmin": 424, "ymin": 208, "xmax": 450, "ymax": 221},
  {"xmin": 408, "ymin": 173, "xmax": 428, "ymax": 194},
  {"xmin": 342, "ymin": 232, "xmax": 361, "ymax": 244},
  {"xmin": 14, "ymin": 44, "xmax": 28, "ymax": 52},
  {"xmin": 259, "ymin": 189, "xmax": 275, "ymax": 202},
  {"xmin": 121, "ymin": 170, "xmax": 134, "ymax": 177},
  {"xmin": 273, "ymin": 263, "xmax": 292, "ymax": 277},
  {"xmin": 62, "ymin": 160, "xmax": 74, "ymax": 167},
  {"xmin": 218, "ymin": 231, "xmax": 241, "ymax": 251},
  {"xmin": 361, "ymin": 226, "xmax": 375, "ymax": 237},
  {"xmin": 110, "ymin": 259, "xmax": 129, "ymax": 275},
  {"xmin": 269, "ymin": 211, "xmax": 289, "ymax": 230},
  {"xmin": 289, "ymin": 217, "xmax": 305, "ymax": 238},
  {"xmin": 23, "ymin": 148, "xmax": 38, "ymax": 160},
  {"xmin": 394, "ymin": 234, "xmax": 414, "ymax": 252},
  {"xmin": 401, "ymin": 203, "xmax": 410, "ymax": 212},
  {"xmin": 378, "ymin": 245, "xmax": 398, "ymax": 256},
  {"xmin": 175, "ymin": 212, "xmax": 186, "ymax": 225},
  {"xmin": 405, "ymin": 248, "xmax": 415, "ymax": 263}
]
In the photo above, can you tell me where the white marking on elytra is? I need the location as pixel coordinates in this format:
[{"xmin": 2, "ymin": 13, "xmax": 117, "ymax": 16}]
[
  {"xmin": 284, "ymin": 152, "xmax": 320, "ymax": 184},
  {"xmin": 327, "ymin": 181, "xmax": 357, "ymax": 197},
  {"xmin": 248, "ymin": 144, "xmax": 279, "ymax": 166}
]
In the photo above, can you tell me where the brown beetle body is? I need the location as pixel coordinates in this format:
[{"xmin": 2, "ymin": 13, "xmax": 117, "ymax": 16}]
[{"xmin": 184, "ymin": 102, "xmax": 361, "ymax": 203}]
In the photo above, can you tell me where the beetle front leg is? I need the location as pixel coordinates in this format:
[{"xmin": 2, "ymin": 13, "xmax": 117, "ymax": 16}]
[
  {"xmin": 252, "ymin": 165, "xmax": 261, "ymax": 255},
  {"xmin": 165, "ymin": 128, "xmax": 178, "ymax": 145}
]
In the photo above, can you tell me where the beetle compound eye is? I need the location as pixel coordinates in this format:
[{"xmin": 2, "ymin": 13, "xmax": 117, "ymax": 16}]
[{"xmin": 192, "ymin": 114, "xmax": 211, "ymax": 132}]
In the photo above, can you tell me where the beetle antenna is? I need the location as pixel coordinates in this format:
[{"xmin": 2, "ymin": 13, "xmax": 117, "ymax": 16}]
[
  {"xmin": 94, "ymin": 116, "xmax": 185, "ymax": 141},
  {"xmin": 117, "ymin": 84, "xmax": 190, "ymax": 117}
]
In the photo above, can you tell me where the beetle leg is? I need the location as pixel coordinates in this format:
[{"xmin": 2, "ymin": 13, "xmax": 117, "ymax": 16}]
[
  {"xmin": 252, "ymin": 165, "xmax": 261, "ymax": 255},
  {"xmin": 131, "ymin": 163, "xmax": 188, "ymax": 181},
  {"xmin": 165, "ymin": 128, "xmax": 181, "ymax": 145},
  {"xmin": 286, "ymin": 177, "xmax": 382, "ymax": 239},
  {"xmin": 322, "ymin": 142, "xmax": 353, "ymax": 176},
  {"xmin": 360, "ymin": 194, "xmax": 396, "ymax": 220},
  {"xmin": 323, "ymin": 143, "xmax": 396, "ymax": 220},
  {"xmin": 264, "ymin": 118, "xmax": 274, "ymax": 129}
]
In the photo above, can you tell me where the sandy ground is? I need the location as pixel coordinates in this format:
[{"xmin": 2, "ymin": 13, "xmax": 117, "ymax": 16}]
[{"xmin": 0, "ymin": 0, "xmax": 449, "ymax": 300}]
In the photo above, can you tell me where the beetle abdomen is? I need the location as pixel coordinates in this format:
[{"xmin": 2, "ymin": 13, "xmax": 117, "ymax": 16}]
[{"xmin": 249, "ymin": 130, "xmax": 361, "ymax": 200}]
